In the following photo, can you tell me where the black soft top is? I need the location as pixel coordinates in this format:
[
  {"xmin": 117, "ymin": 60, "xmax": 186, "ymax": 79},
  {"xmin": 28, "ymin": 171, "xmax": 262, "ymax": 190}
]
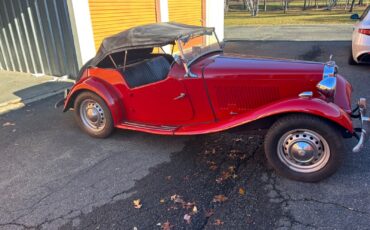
[{"xmin": 90, "ymin": 22, "xmax": 214, "ymax": 66}]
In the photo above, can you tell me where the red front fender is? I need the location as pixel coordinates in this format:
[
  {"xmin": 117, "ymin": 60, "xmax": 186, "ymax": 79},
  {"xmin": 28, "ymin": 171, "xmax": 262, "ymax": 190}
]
[
  {"xmin": 175, "ymin": 98, "xmax": 353, "ymax": 135},
  {"xmin": 63, "ymin": 77, "xmax": 124, "ymax": 125}
]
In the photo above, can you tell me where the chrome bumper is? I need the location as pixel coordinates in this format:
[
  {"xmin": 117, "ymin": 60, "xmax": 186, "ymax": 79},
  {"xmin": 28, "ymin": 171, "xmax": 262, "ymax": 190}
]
[{"xmin": 353, "ymin": 98, "xmax": 370, "ymax": 153}]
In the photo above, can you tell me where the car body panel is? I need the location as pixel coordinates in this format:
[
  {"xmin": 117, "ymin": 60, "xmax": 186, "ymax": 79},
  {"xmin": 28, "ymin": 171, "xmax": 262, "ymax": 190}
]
[
  {"xmin": 200, "ymin": 54, "xmax": 325, "ymax": 120},
  {"xmin": 64, "ymin": 52, "xmax": 354, "ymax": 136},
  {"xmin": 174, "ymin": 97, "xmax": 353, "ymax": 135},
  {"xmin": 334, "ymin": 74, "xmax": 352, "ymax": 114},
  {"xmin": 352, "ymin": 6, "xmax": 370, "ymax": 63}
]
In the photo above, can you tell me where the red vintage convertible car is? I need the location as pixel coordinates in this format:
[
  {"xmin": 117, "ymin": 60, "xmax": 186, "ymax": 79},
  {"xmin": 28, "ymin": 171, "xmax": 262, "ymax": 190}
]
[{"xmin": 64, "ymin": 23, "xmax": 369, "ymax": 182}]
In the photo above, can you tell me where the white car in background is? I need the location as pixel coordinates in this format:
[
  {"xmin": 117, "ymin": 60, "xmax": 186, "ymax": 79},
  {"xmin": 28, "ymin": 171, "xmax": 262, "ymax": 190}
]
[{"xmin": 350, "ymin": 6, "xmax": 370, "ymax": 65}]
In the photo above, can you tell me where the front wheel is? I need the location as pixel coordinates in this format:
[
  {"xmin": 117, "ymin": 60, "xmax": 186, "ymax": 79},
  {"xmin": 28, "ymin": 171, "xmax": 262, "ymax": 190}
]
[{"xmin": 264, "ymin": 114, "xmax": 343, "ymax": 182}]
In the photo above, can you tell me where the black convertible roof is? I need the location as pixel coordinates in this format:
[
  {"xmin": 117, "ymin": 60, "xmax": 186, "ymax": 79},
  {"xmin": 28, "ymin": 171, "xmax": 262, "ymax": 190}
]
[{"xmin": 91, "ymin": 22, "xmax": 215, "ymax": 65}]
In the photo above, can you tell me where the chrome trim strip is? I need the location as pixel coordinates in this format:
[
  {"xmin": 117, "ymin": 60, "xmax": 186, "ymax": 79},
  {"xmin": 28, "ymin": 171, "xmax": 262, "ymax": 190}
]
[{"xmin": 299, "ymin": 91, "xmax": 313, "ymax": 98}]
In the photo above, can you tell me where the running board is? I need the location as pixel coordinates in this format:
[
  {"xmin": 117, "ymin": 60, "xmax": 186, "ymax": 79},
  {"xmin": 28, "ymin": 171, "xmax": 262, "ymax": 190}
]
[{"xmin": 117, "ymin": 121, "xmax": 178, "ymax": 135}]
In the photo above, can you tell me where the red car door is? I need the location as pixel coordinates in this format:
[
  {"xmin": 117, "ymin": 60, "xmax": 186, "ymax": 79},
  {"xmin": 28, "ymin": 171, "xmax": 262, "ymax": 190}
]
[{"xmin": 123, "ymin": 76, "xmax": 194, "ymax": 126}]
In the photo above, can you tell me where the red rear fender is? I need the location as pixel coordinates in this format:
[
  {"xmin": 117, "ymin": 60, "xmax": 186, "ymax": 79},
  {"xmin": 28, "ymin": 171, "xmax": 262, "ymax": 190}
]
[{"xmin": 63, "ymin": 77, "xmax": 124, "ymax": 125}]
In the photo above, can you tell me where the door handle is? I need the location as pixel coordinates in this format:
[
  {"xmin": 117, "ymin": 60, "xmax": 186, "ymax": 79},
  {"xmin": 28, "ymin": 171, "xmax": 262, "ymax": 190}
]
[{"xmin": 173, "ymin": 93, "xmax": 186, "ymax": 100}]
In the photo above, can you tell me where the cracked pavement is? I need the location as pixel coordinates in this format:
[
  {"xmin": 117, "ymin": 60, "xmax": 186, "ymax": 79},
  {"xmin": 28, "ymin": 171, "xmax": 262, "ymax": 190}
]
[{"xmin": 0, "ymin": 40, "xmax": 369, "ymax": 229}]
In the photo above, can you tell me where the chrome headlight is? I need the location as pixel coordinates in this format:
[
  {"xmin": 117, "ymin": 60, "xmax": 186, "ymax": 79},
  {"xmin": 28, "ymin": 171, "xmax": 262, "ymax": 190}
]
[
  {"xmin": 316, "ymin": 77, "xmax": 337, "ymax": 98},
  {"xmin": 317, "ymin": 60, "xmax": 337, "ymax": 98}
]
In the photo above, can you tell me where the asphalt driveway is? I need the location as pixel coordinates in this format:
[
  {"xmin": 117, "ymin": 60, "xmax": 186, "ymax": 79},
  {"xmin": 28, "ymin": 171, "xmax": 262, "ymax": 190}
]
[{"xmin": 0, "ymin": 40, "xmax": 369, "ymax": 230}]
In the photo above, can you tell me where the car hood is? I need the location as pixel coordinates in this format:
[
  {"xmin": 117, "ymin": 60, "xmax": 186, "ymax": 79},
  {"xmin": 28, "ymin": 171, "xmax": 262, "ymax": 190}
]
[{"xmin": 201, "ymin": 53, "xmax": 325, "ymax": 81}]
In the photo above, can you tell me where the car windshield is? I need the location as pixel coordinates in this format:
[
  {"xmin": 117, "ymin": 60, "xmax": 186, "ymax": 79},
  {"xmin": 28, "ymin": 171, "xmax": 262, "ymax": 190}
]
[{"xmin": 177, "ymin": 32, "xmax": 222, "ymax": 64}]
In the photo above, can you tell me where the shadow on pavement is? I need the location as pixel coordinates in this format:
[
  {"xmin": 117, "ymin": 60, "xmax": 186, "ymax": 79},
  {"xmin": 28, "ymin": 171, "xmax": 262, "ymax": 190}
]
[{"xmin": 61, "ymin": 131, "xmax": 282, "ymax": 229}]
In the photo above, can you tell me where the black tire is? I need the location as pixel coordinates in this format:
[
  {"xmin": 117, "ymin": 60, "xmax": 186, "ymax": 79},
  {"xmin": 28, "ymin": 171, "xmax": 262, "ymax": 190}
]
[
  {"xmin": 264, "ymin": 114, "xmax": 343, "ymax": 182},
  {"xmin": 74, "ymin": 91, "xmax": 114, "ymax": 138},
  {"xmin": 348, "ymin": 48, "xmax": 358, "ymax": 65}
]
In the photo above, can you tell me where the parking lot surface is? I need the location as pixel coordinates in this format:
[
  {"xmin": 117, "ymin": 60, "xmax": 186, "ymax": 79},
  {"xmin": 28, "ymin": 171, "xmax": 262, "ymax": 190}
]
[{"xmin": 0, "ymin": 40, "xmax": 369, "ymax": 230}]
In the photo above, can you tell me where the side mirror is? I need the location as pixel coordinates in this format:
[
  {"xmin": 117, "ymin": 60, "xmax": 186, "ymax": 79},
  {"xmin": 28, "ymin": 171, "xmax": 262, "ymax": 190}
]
[{"xmin": 350, "ymin": 13, "xmax": 360, "ymax": 20}]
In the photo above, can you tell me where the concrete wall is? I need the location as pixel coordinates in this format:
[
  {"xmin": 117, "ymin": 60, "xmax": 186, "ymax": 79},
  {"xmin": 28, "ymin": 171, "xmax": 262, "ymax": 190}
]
[
  {"xmin": 67, "ymin": 0, "xmax": 96, "ymax": 69},
  {"xmin": 206, "ymin": 0, "xmax": 224, "ymax": 41}
]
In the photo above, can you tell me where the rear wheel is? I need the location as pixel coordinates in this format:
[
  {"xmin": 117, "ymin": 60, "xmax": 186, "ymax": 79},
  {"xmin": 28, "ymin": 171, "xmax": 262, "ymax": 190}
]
[
  {"xmin": 74, "ymin": 92, "xmax": 114, "ymax": 138},
  {"xmin": 264, "ymin": 114, "xmax": 343, "ymax": 182}
]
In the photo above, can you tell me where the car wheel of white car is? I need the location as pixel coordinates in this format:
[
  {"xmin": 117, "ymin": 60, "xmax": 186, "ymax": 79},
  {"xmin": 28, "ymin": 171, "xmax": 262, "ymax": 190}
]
[
  {"xmin": 348, "ymin": 48, "xmax": 358, "ymax": 65},
  {"xmin": 264, "ymin": 114, "xmax": 343, "ymax": 182},
  {"xmin": 74, "ymin": 91, "xmax": 114, "ymax": 138}
]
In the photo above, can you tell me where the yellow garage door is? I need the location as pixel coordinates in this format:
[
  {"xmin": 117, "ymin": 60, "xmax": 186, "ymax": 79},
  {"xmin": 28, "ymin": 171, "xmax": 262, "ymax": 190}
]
[
  {"xmin": 89, "ymin": 0, "xmax": 158, "ymax": 50},
  {"xmin": 168, "ymin": 0, "xmax": 204, "ymax": 26},
  {"xmin": 168, "ymin": 0, "xmax": 205, "ymax": 51}
]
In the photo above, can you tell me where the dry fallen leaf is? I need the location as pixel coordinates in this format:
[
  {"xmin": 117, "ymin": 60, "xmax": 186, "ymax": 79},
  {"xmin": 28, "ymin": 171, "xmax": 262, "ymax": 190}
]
[
  {"xmin": 216, "ymin": 171, "xmax": 232, "ymax": 183},
  {"xmin": 207, "ymin": 161, "xmax": 218, "ymax": 171},
  {"xmin": 165, "ymin": 176, "xmax": 172, "ymax": 180},
  {"xmin": 209, "ymin": 165, "xmax": 218, "ymax": 171},
  {"xmin": 214, "ymin": 219, "xmax": 224, "ymax": 225},
  {"xmin": 192, "ymin": 206, "xmax": 198, "ymax": 214},
  {"xmin": 239, "ymin": 187, "xmax": 246, "ymax": 196},
  {"xmin": 205, "ymin": 148, "xmax": 217, "ymax": 155},
  {"xmin": 213, "ymin": 195, "xmax": 228, "ymax": 203},
  {"xmin": 160, "ymin": 199, "xmax": 165, "ymax": 204},
  {"xmin": 2, "ymin": 122, "xmax": 15, "ymax": 127},
  {"xmin": 133, "ymin": 199, "xmax": 142, "ymax": 209},
  {"xmin": 161, "ymin": 221, "xmax": 172, "ymax": 230},
  {"xmin": 183, "ymin": 214, "xmax": 191, "ymax": 224},
  {"xmin": 171, "ymin": 194, "xmax": 185, "ymax": 204},
  {"xmin": 228, "ymin": 150, "xmax": 241, "ymax": 159},
  {"xmin": 228, "ymin": 166, "xmax": 236, "ymax": 173}
]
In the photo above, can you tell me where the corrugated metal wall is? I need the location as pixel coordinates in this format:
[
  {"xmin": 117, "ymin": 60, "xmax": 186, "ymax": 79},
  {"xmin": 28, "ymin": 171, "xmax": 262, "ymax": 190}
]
[{"xmin": 0, "ymin": 0, "xmax": 78, "ymax": 77}]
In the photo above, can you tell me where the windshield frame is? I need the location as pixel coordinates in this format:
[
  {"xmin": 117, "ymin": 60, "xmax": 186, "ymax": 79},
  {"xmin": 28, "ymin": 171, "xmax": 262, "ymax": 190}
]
[{"xmin": 177, "ymin": 31, "xmax": 223, "ymax": 68}]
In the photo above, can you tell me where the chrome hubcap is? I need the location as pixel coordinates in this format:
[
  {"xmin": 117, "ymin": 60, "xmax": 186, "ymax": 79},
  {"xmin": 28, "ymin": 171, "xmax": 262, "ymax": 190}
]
[
  {"xmin": 290, "ymin": 141, "xmax": 315, "ymax": 163},
  {"xmin": 277, "ymin": 129, "xmax": 330, "ymax": 173},
  {"xmin": 80, "ymin": 99, "xmax": 105, "ymax": 132}
]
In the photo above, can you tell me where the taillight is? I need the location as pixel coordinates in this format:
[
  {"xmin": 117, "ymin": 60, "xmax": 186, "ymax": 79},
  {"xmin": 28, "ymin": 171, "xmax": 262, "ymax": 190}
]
[{"xmin": 359, "ymin": 29, "xmax": 370, "ymax": 35}]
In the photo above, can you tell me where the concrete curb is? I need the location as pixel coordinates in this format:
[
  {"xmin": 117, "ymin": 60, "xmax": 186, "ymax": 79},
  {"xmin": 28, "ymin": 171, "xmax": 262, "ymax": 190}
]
[{"xmin": 0, "ymin": 87, "xmax": 68, "ymax": 115}]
